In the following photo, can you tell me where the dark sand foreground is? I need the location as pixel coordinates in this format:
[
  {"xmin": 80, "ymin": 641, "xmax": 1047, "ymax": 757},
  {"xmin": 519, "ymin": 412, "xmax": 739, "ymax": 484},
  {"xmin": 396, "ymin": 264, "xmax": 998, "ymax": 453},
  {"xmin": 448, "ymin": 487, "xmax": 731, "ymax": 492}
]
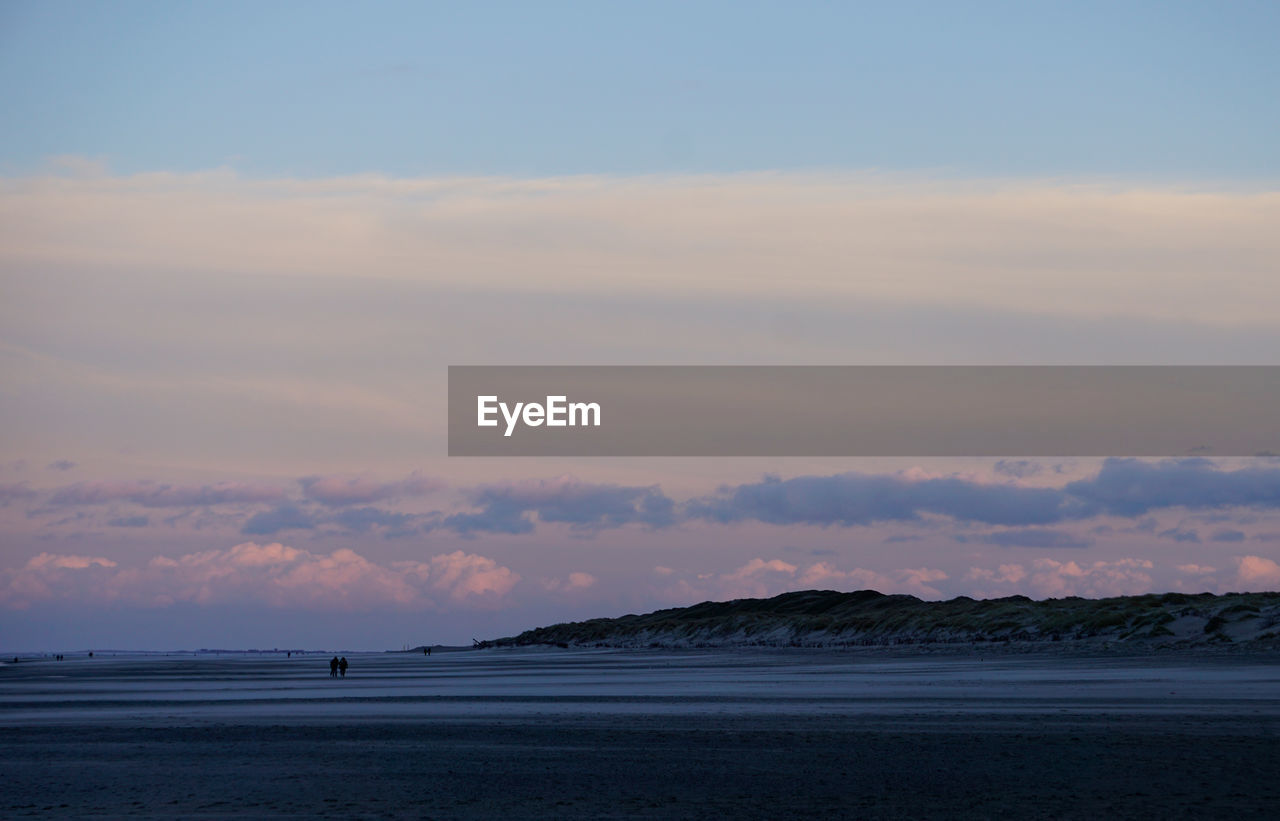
[{"xmin": 4, "ymin": 648, "xmax": 1279, "ymax": 818}]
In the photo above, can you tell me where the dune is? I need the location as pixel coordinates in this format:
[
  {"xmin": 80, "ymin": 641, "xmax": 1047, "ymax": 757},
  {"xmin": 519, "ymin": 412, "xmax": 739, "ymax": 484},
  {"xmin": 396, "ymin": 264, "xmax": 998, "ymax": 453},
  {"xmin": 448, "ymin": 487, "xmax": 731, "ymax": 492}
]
[{"xmin": 479, "ymin": 589, "xmax": 1280, "ymax": 649}]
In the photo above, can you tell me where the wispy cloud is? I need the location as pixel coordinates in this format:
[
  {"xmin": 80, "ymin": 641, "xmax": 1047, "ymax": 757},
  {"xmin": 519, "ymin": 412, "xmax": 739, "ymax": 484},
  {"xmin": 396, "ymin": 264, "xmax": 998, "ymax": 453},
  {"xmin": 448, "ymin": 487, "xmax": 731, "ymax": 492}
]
[
  {"xmin": 0, "ymin": 482, "xmax": 38, "ymax": 506},
  {"xmin": 106, "ymin": 515, "xmax": 149, "ymax": 528},
  {"xmin": 50, "ymin": 480, "xmax": 284, "ymax": 508},
  {"xmin": 956, "ymin": 528, "xmax": 1094, "ymax": 549},
  {"xmin": 299, "ymin": 472, "xmax": 443, "ymax": 507},
  {"xmin": 4, "ymin": 169, "xmax": 1277, "ymax": 326}
]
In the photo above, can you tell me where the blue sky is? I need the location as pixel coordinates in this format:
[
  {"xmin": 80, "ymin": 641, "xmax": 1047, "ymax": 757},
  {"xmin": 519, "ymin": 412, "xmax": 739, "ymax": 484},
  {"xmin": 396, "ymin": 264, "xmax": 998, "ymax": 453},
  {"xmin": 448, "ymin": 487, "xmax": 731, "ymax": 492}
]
[
  {"xmin": 2, "ymin": 2, "xmax": 1279, "ymax": 649},
  {"xmin": 2, "ymin": 0, "xmax": 1277, "ymax": 178}
]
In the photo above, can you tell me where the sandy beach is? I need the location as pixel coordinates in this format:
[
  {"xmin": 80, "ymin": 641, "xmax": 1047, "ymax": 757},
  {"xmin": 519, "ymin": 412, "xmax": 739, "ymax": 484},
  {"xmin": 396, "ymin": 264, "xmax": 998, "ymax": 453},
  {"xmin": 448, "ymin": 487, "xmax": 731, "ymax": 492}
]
[{"xmin": 4, "ymin": 648, "xmax": 1280, "ymax": 818}]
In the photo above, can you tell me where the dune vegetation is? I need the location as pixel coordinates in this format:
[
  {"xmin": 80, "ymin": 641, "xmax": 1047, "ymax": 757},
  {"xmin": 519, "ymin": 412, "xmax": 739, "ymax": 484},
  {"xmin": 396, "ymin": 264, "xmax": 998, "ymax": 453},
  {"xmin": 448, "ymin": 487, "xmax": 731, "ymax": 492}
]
[{"xmin": 480, "ymin": 589, "xmax": 1280, "ymax": 650}]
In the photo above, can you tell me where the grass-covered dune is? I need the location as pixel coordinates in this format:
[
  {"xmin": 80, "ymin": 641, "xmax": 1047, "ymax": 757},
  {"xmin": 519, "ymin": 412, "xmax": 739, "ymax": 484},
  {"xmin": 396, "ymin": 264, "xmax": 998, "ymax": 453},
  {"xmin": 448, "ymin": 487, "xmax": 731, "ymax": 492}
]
[{"xmin": 480, "ymin": 589, "xmax": 1280, "ymax": 649}]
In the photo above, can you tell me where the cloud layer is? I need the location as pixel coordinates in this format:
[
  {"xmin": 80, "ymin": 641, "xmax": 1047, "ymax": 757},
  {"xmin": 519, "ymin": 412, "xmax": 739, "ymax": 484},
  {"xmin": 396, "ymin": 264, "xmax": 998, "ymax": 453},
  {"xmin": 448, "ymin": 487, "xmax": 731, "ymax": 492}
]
[
  {"xmin": 12, "ymin": 460, "xmax": 1280, "ymax": 541},
  {"xmin": 5, "ymin": 461, "xmax": 1279, "ymax": 624}
]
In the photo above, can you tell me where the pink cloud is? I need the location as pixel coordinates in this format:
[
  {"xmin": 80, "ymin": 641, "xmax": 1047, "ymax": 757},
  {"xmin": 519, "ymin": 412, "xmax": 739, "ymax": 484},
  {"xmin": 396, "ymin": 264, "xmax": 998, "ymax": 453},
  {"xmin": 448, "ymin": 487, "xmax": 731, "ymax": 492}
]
[
  {"xmin": 725, "ymin": 558, "xmax": 797, "ymax": 580},
  {"xmin": 423, "ymin": 550, "xmax": 520, "ymax": 601},
  {"xmin": 0, "ymin": 552, "xmax": 119, "ymax": 609},
  {"xmin": 968, "ymin": 558, "xmax": 1155, "ymax": 599},
  {"xmin": 797, "ymin": 562, "xmax": 889, "ymax": 590},
  {"xmin": 567, "ymin": 572, "xmax": 597, "ymax": 589},
  {"xmin": 901, "ymin": 567, "xmax": 949, "ymax": 589},
  {"xmin": 1235, "ymin": 555, "xmax": 1280, "ymax": 590},
  {"xmin": 1, "ymin": 544, "xmax": 518, "ymax": 611},
  {"xmin": 224, "ymin": 541, "xmax": 304, "ymax": 566},
  {"xmin": 545, "ymin": 571, "xmax": 599, "ymax": 593},
  {"xmin": 965, "ymin": 564, "xmax": 1028, "ymax": 585},
  {"xmin": 24, "ymin": 552, "xmax": 117, "ymax": 570},
  {"xmin": 797, "ymin": 562, "xmax": 949, "ymax": 598}
]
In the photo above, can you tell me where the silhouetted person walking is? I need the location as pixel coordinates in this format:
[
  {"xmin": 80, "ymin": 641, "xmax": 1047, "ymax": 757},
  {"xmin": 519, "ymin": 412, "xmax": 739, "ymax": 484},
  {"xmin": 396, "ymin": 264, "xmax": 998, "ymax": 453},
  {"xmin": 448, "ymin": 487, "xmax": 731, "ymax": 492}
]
[
  {"xmin": 329, "ymin": 656, "xmax": 339, "ymax": 678},
  {"xmin": 339, "ymin": 657, "xmax": 348, "ymax": 678}
]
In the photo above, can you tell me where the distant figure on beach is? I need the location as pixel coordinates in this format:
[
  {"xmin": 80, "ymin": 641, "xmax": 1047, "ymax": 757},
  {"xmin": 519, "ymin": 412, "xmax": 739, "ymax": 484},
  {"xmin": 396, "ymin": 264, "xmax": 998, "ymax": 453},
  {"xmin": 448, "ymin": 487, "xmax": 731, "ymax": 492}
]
[
  {"xmin": 329, "ymin": 656, "xmax": 339, "ymax": 677},
  {"xmin": 339, "ymin": 657, "xmax": 348, "ymax": 677},
  {"xmin": 426, "ymin": 647, "xmax": 431, "ymax": 656}
]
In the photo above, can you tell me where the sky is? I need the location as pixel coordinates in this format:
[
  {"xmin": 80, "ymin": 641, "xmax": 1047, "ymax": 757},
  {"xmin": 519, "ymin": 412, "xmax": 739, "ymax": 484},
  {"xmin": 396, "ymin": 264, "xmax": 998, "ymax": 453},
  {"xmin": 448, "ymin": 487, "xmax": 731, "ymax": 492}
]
[{"xmin": 2, "ymin": 1, "xmax": 1279, "ymax": 651}]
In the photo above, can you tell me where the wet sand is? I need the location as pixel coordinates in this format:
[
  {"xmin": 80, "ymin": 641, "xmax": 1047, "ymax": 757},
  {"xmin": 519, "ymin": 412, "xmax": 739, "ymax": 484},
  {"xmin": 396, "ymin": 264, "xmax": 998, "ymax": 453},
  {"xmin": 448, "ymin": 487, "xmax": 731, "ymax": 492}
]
[{"xmin": 4, "ymin": 648, "xmax": 1280, "ymax": 818}]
